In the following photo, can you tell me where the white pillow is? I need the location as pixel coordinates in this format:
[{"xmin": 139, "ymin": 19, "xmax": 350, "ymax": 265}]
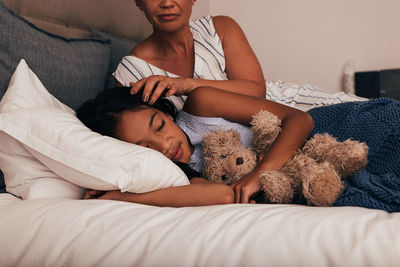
[
  {"xmin": 0, "ymin": 59, "xmax": 189, "ymax": 198},
  {"xmin": 0, "ymin": 60, "xmax": 83, "ymax": 199},
  {"xmin": 0, "ymin": 131, "xmax": 84, "ymax": 199}
]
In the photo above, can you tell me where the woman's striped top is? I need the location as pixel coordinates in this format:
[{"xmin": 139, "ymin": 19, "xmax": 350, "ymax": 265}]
[{"xmin": 113, "ymin": 15, "xmax": 227, "ymax": 110}]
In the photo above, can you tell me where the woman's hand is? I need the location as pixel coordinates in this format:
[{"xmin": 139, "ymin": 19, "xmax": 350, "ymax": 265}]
[
  {"xmin": 230, "ymin": 170, "xmax": 262, "ymax": 203},
  {"xmin": 130, "ymin": 75, "xmax": 192, "ymax": 105},
  {"xmin": 84, "ymin": 190, "xmax": 123, "ymax": 201}
]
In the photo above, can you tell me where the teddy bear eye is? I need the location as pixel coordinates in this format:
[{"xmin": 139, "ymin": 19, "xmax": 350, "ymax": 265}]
[{"xmin": 220, "ymin": 154, "xmax": 226, "ymax": 159}]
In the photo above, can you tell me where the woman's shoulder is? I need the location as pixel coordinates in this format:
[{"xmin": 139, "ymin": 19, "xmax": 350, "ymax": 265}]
[
  {"xmin": 211, "ymin": 15, "xmax": 242, "ymax": 39},
  {"xmin": 190, "ymin": 15, "xmax": 239, "ymax": 39},
  {"xmin": 128, "ymin": 37, "xmax": 168, "ymax": 70},
  {"xmin": 212, "ymin": 15, "xmax": 238, "ymax": 26},
  {"xmin": 129, "ymin": 37, "xmax": 154, "ymax": 58}
]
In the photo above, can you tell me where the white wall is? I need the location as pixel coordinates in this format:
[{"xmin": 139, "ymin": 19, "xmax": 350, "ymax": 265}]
[
  {"xmin": 191, "ymin": 0, "xmax": 210, "ymax": 19},
  {"xmin": 210, "ymin": 0, "xmax": 400, "ymax": 92}
]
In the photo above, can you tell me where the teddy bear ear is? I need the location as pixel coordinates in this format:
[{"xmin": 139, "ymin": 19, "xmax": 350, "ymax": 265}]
[
  {"xmin": 217, "ymin": 129, "xmax": 242, "ymax": 145},
  {"xmin": 227, "ymin": 129, "xmax": 242, "ymax": 144},
  {"xmin": 203, "ymin": 129, "xmax": 243, "ymax": 156},
  {"xmin": 203, "ymin": 129, "xmax": 242, "ymax": 147}
]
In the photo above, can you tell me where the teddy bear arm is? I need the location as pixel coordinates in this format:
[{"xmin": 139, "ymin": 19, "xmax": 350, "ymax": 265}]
[
  {"xmin": 250, "ymin": 110, "xmax": 282, "ymax": 155},
  {"xmin": 259, "ymin": 170, "xmax": 295, "ymax": 204},
  {"xmin": 302, "ymin": 133, "xmax": 368, "ymax": 178}
]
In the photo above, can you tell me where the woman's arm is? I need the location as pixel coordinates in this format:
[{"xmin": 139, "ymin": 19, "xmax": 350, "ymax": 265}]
[
  {"xmin": 200, "ymin": 16, "xmax": 266, "ymax": 97},
  {"xmin": 129, "ymin": 16, "xmax": 266, "ymax": 104},
  {"xmin": 175, "ymin": 16, "xmax": 266, "ymax": 96},
  {"xmin": 184, "ymin": 87, "xmax": 315, "ymax": 203},
  {"xmin": 84, "ymin": 178, "xmax": 234, "ymax": 207}
]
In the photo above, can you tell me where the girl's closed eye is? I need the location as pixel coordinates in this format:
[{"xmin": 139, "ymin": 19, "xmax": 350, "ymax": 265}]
[
  {"xmin": 157, "ymin": 119, "xmax": 165, "ymax": 132},
  {"xmin": 150, "ymin": 113, "xmax": 164, "ymax": 132}
]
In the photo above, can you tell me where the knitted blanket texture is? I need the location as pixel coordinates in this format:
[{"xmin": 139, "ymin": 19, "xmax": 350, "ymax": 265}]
[{"xmin": 307, "ymin": 98, "xmax": 400, "ymax": 212}]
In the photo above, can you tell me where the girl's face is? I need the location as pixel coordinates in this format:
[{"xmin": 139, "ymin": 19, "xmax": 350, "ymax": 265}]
[
  {"xmin": 138, "ymin": 0, "xmax": 195, "ymax": 32},
  {"xmin": 115, "ymin": 106, "xmax": 193, "ymax": 163}
]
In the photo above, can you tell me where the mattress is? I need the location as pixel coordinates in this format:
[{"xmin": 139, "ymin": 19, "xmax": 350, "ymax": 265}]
[{"xmin": 1, "ymin": 193, "xmax": 399, "ymax": 266}]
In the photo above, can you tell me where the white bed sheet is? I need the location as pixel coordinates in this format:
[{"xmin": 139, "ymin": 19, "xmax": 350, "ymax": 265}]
[{"xmin": 0, "ymin": 193, "xmax": 399, "ymax": 267}]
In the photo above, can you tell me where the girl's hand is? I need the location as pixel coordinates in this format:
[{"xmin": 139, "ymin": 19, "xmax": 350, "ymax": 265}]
[
  {"xmin": 84, "ymin": 190, "xmax": 123, "ymax": 201},
  {"xmin": 230, "ymin": 170, "xmax": 262, "ymax": 203},
  {"xmin": 130, "ymin": 76, "xmax": 192, "ymax": 105}
]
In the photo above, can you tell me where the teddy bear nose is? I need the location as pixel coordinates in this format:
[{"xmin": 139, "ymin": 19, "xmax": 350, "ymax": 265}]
[{"xmin": 236, "ymin": 157, "xmax": 244, "ymax": 165}]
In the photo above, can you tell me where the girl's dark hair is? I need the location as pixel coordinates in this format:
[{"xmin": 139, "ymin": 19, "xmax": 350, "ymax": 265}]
[{"xmin": 76, "ymin": 86, "xmax": 177, "ymax": 138}]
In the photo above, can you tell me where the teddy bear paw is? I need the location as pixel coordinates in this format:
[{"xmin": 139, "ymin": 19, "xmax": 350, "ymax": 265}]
[
  {"xmin": 334, "ymin": 140, "xmax": 368, "ymax": 177},
  {"xmin": 250, "ymin": 110, "xmax": 282, "ymax": 155},
  {"xmin": 302, "ymin": 162, "xmax": 344, "ymax": 206},
  {"xmin": 259, "ymin": 170, "xmax": 294, "ymax": 204}
]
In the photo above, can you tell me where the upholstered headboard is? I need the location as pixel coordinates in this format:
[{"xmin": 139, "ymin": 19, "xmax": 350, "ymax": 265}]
[{"xmin": 2, "ymin": 0, "xmax": 152, "ymax": 40}]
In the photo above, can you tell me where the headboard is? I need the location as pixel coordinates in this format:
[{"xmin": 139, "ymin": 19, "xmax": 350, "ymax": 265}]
[{"xmin": 2, "ymin": 0, "xmax": 152, "ymax": 40}]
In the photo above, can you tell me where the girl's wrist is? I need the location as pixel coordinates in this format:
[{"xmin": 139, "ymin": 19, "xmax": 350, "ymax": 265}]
[{"xmin": 117, "ymin": 191, "xmax": 129, "ymax": 201}]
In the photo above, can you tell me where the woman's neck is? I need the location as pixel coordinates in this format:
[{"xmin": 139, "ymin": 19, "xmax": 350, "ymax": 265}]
[{"xmin": 150, "ymin": 26, "xmax": 194, "ymax": 57}]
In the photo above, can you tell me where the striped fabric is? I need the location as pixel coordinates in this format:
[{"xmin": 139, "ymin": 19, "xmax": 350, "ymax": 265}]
[
  {"xmin": 266, "ymin": 80, "xmax": 367, "ymax": 111},
  {"xmin": 113, "ymin": 15, "xmax": 227, "ymax": 110}
]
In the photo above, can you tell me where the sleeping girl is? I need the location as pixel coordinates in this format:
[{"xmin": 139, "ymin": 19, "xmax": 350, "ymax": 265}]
[{"xmin": 77, "ymin": 86, "xmax": 400, "ymax": 211}]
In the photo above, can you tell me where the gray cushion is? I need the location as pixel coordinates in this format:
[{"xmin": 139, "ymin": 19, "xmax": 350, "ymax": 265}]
[
  {"xmin": 92, "ymin": 29, "xmax": 137, "ymax": 89},
  {"xmin": 0, "ymin": 1, "xmax": 111, "ymax": 192},
  {"xmin": 0, "ymin": 1, "xmax": 110, "ymax": 110}
]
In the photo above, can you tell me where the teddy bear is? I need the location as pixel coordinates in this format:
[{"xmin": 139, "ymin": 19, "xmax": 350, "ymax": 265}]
[{"xmin": 202, "ymin": 110, "xmax": 369, "ymax": 206}]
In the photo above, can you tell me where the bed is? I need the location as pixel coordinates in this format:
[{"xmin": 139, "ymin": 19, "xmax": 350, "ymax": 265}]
[{"xmin": 0, "ymin": 0, "xmax": 399, "ymax": 266}]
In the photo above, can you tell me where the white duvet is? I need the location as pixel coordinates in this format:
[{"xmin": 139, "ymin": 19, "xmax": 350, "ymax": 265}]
[{"xmin": 1, "ymin": 193, "xmax": 399, "ymax": 267}]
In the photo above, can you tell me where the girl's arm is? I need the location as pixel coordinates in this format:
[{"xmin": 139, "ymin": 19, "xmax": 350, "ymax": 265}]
[
  {"xmin": 129, "ymin": 16, "xmax": 266, "ymax": 104},
  {"xmin": 84, "ymin": 178, "xmax": 234, "ymax": 207},
  {"xmin": 183, "ymin": 87, "xmax": 315, "ymax": 203}
]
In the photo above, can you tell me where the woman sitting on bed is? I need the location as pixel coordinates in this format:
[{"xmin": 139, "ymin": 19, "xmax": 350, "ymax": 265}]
[
  {"xmin": 115, "ymin": 0, "xmax": 361, "ymax": 112},
  {"xmin": 77, "ymin": 86, "xmax": 400, "ymax": 211},
  {"xmin": 114, "ymin": 0, "xmax": 267, "ymax": 109}
]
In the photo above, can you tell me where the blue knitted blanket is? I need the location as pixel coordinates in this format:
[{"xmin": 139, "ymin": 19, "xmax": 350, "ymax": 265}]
[{"xmin": 307, "ymin": 98, "xmax": 400, "ymax": 212}]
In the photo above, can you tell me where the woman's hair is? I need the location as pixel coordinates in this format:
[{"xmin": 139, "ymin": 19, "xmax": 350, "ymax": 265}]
[{"xmin": 76, "ymin": 86, "xmax": 177, "ymax": 138}]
